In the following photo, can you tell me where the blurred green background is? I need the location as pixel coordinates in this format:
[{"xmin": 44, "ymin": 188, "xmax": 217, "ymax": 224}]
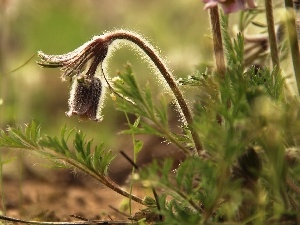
[{"xmin": 0, "ymin": 0, "xmax": 212, "ymax": 146}]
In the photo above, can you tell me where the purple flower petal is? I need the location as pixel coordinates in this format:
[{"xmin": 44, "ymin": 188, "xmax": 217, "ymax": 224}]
[{"xmin": 202, "ymin": 0, "xmax": 256, "ymax": 14}]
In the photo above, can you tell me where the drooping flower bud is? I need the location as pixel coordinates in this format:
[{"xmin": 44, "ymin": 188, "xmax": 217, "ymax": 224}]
[
  {"xmin": 37, "ymin": 29, "xmax": 203, "ymax": 153},
  {"xmin": 37, "ymin": 36, "xmax": 109, "ymax": 80},
  {"xmin": 66, "ymin": 76, "xmax": 104, "ymax": 121},
  {"xmin": 37, "ymin": 36, "xmax": 110, "ymax": 121}
]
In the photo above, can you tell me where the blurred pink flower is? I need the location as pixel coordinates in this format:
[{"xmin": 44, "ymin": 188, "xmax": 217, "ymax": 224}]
[{"xmin": 203, "ymin": 0, "xmax": 257, "ymax": 14}]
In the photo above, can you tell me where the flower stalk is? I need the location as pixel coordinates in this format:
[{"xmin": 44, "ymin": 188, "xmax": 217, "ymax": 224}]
[
  {"xmin": 265, "ymin": 0, "xmax": 280, "ymax": 68},
  {"xmin": 209, "ymin": 6, "xmax": 226, "ymax": 78},
  {"xmin": 284, "ymin": 2, "xmax": 300, "ymax": 95},
  {"xmin": 38, "ymin": 30, "xmax": 204, "ymax": 155},
  {"xmin": 102, "ymin": 31, "xmax": 203, "ymax": 154}
]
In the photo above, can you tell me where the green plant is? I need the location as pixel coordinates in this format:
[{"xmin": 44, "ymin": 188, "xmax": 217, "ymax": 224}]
[{"xmin": 0, "ymin": 1, "xmax": 300, "ymax": 224}]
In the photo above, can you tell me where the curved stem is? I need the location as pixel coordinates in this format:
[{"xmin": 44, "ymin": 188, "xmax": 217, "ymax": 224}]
[{"xmin": 103, "ymin": 30, "xmax": 203, "ymax": 155}]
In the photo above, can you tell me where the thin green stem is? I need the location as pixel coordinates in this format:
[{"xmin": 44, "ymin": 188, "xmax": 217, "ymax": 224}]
[
  {"xmin": 40, "ymin": 147, "xmax": 145, "ymax": 206},
  {"xmin": 160, "ymin": 181, "xmax": 203, "ymax": 213},
  {"xmin": 141, "ymin": 96, "xmax": 191, "ymax": 154},
  {"xmin": 62, "ymin": 156, "xmax": 145, "ymax": 205},
  {"xmin": 119, "ymin": 150, "xmax": 163, "ymax": 221},
  {"xmin": 265, "ymin": 0, "xmax": 280, "ymax": 68},
  {"xmin": 117, "ymin": 68, "xmax": 190, "ymax": 154},
  {"xmin": 209, "ymin": 6, "xmax": 226, "ymax": 78},
  {"xmin": 154, "ymin": 120, "xmax": 190, "ymax": 154},
  {"xmin": 104, "ymin": 31, "xmax": 203, "ymax": 155},
  {"xmin": 123, "ymin": 110, "xmax": 137, "ymax": 216},
  {"xmin": 146, "ymin": 101, "xmax": 191, "ymax": 154}
]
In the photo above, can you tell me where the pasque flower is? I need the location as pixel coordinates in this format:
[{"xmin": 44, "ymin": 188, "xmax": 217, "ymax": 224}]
[
  {"xmin": 38, "ymin": 37, "xmax": 109, "ymax": 121},
  {"xmin": 38, "ymin": 37, "xmax": 109, "ymax": 80},
  {"xmin": 66, "ymin": 76, "xmax": 103, "ymax": 121},
  {"xmin": 37, "ymin": 30, "xmax": 204, "ymax": 153},
  {"xmin": 203, "ymin": 0, "xmax": 257, "ymax": 14}
]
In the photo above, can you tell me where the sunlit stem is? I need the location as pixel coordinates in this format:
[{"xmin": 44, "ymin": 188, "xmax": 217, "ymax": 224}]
[
  {"xmin": 265, "ymin": 0, "xmax": 280, "ymax": 68},
  {"xmin": 209, "ymin": 6, "xmax": 226, "ymax": 78},
  {"xmin": 284, "ymin": 3, "xmax": 300, "ymax": 95},
  {"xmin": 209, "ymin": 7, "xmax": 226, "ymax": 127},
  {"xmin": 104, "ymin": 31, "xmax": 203, "ymax": 155}
]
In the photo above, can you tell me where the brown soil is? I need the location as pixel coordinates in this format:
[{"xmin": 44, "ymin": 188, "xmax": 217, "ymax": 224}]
[{"xmin": 2, "ymin": 170, "xmax": 130, "ymax": 222}]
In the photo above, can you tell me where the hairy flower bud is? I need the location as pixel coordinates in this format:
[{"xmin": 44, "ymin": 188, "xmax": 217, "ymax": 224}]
[
  {"xmin": 37, "ymin": 36, "xmax": 109, "ymax": 80},
  {"xmin": 37, "ymin": 36, "xmax": 110, "ymax": 121},
  {"xmin": 67, "ymin": 76, "xmax": 104, "ymax": 121}
]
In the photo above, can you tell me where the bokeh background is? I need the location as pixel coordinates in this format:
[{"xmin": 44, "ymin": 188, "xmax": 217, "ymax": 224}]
[
  {"xmin": 0, "ymin": 0, "xmax": 215, "ymax": 219},
  {"xmin": 0, "ymin": 0, "xmax": 214, "ymax": 178},
  {"xmin": 0, "ymin": 0, "xmax": 211, "ymax": 132}
]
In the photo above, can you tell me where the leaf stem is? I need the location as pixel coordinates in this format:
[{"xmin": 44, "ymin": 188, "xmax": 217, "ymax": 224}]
[
  {"xmin": 40, "ymin": 145, "xmax": 145, "ymax": 206},
  {"xmin": 119, "ymin": 150, "xmax": 163, "ymax": 221},
  {"xmin": 61, "ymin": 155, "xmax": 145, "ymax": 205},
  {"xmin": 103, "ymin": 31, "xmax": 203, "ymax": 155},
  {"xmin": 141, "ymin": 95, "xmax": 192, "ymax": 154}
]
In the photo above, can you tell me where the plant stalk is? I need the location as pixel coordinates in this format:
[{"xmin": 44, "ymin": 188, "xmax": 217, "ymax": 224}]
[
  {"xmin": 104, "ymin": 31, "xmax": 203, "ymax": 155},
  {"xmin": 120, "ymin": 150, "xmax": 163, "ymax": 221},
  {"xmin": 284, "ymin": 0, "xmax": 300, "ymax": 95},
  {"xmin": 209, "ymin": 6, "xmax": 226, "ymax": 78},
  {"xmin": 265, "ymin": 0, "xmax": 280, "ymax": 68},
  {"xmin": 62, "ymin": 155, "xmax": 145, "ymax": 205}
]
